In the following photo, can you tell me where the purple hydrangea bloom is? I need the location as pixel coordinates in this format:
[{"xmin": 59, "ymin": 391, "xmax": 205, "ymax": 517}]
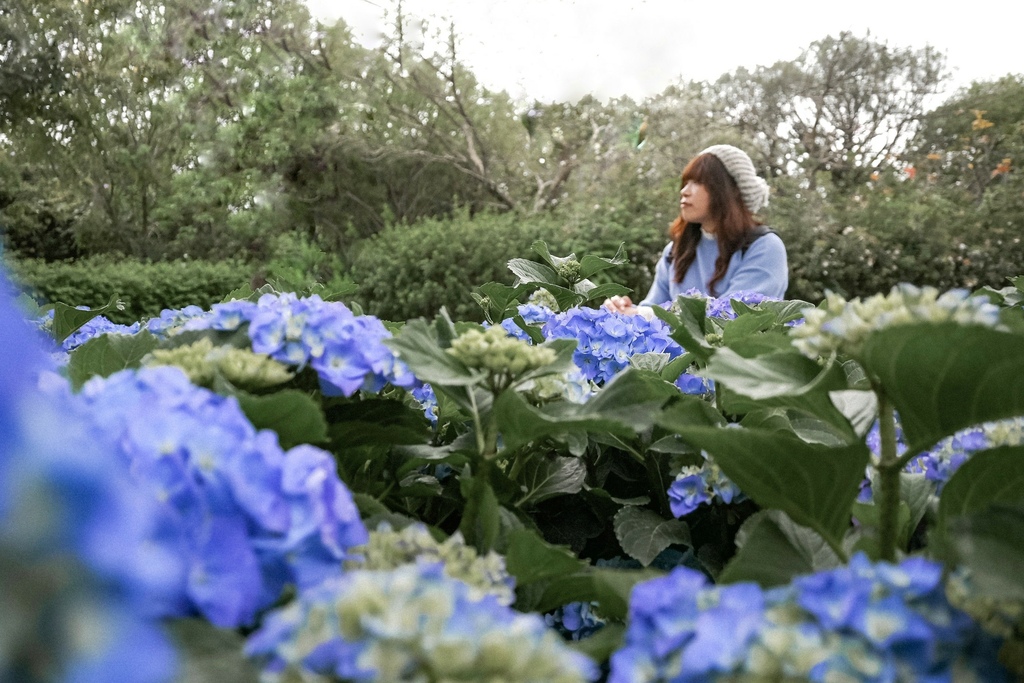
[
  {"xmin": 545, "ymin": 601, "xmax": 606, "ymax": 641},
  {"xmin": 61, "ymin": 315, "xmax": 141, "ymax": 352}
]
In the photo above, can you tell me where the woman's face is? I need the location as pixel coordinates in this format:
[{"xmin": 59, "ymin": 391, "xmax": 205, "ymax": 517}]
[{"xmin": 679, "ymin": 180, "xmax": 712, "ymax": 228}]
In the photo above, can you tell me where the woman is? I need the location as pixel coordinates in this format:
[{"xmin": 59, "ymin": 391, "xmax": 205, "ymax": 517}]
[{"xmin": 605, "ymin": 144, "xmax": 788, "ymax": 316}]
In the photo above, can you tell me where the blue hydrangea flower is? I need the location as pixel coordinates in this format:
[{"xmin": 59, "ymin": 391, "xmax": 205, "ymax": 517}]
[
  {"xmin": 542, "ymin": 307, "xmax": 682, "ymax": 384},
  {"xmin": 610, "ymin": 554, "xmax": 1008, "ymax": 682},
  {"xmin": 145, "ymin": 304, "xmax": 207, "ymax": 337},
  {"xmin": 675, "ymin": 372, "xmax": 713, "ymax": 396},
  {"xmin": 61, "ymin": 315, "xmax": 142, "ymax": 352},
  {"xmin": 199, "ymin": 293, "xmax": 414, "ymax": 396},
  {"xmin": 499, "ymin": 303, "xmax": 555, "ymax": 341},
  {"xmin": 246, "ymin": 562, "xmax": 599, "ymax": 682},
  {"xmin": 0, "ymin": 270, "xmax": 179, "ymax": 683},
  {"xmin": 545, "ymin": 602, "xmax": 606, "ymax": 641},
  {"xmin": 668, "ymin": 453, "xmax": 745, "ymax": 518},
  {"xmin": 71, "ymin": 365, "xmax": 369, "ymax": 628}
]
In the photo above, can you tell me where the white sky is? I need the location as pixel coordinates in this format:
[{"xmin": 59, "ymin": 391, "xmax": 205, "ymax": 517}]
[{"xmin": 306, "ymin": 0, "xmax": 1024, "ymax": 104}]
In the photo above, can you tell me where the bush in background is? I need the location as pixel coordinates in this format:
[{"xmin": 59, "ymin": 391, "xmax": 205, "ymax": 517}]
[{"xmin": 7, "ymin": 257, "xmax": 251, "ymax": 324}]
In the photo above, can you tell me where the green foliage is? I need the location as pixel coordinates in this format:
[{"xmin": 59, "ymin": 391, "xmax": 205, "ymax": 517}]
[
  {"xmin": 7, "ymin": 256, "xmax": 249, "ymax": 323},
  {"xmin": 348, "ymin": 210, "xmax": 562, "ymax": 322}
]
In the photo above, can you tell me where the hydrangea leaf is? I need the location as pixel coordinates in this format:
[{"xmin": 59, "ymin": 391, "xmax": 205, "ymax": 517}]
[
  {"xmin": 947, "ymin": 503, "xmax": 1024, "ymax": 602},
  {"xmin": 459, "ymin": 467, "xmax": 501, "ymax": 552},
  {"xmin": 515, "ymin": 455, "xmax": 587, "ymax": 506},
  {"xmin": 472, "ymin": 281, "xmax": 535, "ymax": 324},
  {"xmin": 720, "ymin": 309, "xmax": 776, "ymax": 343},
  {"xmin": 166, "ymin": 618, "xmax": 262, "ymax": 683},
  {"xmin": 668, "ymin": 426, "xmax": 869, "ymax": 549},
  {"xmin": 536, "ymin": 568, "xmax": 662, "ymax": 620},
  {"xmin": 505, "ymin": 528, "xmax": 586, "ymax": 586},
  {"xmin": 494, "ymin": 370, "xmax": 675, "ymax": 452},
  {"xmin": 938, "ymin": 445, "xmax": 1024, "ymax": 534},
  {"xmin": 231, "ymin": 388, "xmax": 329, "ymax": 450},
  {"xmin": 719, "ymin": 509, "xmax": 841, "ymax": 587},
  {"xmin": 579, "ymin": 281, "xmax": 631, "ymax": 303},
  {"xmin": 705, "ymin": 348, "xmax": 848, "ymax": 401},
  {"xmin": 52, "ymin": 295, "xmax": 123, "ymax": 344},
  {"xmin": 67, "ymin": 329, "xmax": 159, "ymax": 388},
  {"xmin": 577, "ymin": 243, "xmax": 627, "ymax": 280},
  {"xmin": 652, "ymin": 304, "xmax": 713, "ymax": 361},
  {"xmin": 566, "ymin": 622, "xmax": 626, "ymax": 663},
  {"xmin": 385, "ymin": 318, "xmax": 486, "ymax": 389},
  {"xmin": 614, "ymin": 507, "xmax": 691, "ymax": 567},
  {"xmin": 325, "ymin": 398, "xmax": 432, "ymax": 450},
  {"xmin": 507, "ymin": 257, "xmax": 560, "ymax": 285},
  {"xmin": 861, "ymin": 322, "xmax": 1024, "ymax": 453}
]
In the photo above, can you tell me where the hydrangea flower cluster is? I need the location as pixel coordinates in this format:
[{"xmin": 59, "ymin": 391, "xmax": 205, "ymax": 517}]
[
  {"xmin": 907, "ymin": 417, "xmax": 1024, "ymax": 493},
  {"xmin": 674, "ymin": 372, "xmax": 714, "ymax": 397},
  {"xmin": 0, "ymin": 274, "xmax": 179, "ymax": 682},
  {"xmin": 245, "ymin": 562, "xmax": 598, "ymax": 683},
  {"xmin": 668, "ymin": 452, "xmax": 745, "ymax": 517},
  {"xmin": 142, "ymin": 337, "xmax": 293, "ymax": 390},
  {"xmin": 70, "ymin": 366, "xmax": 369, "ymax": 628},
  {"xmin": 177, "ymin": 293, "xmax": 415, "ymax": 396},
  {"xmin": 610, "ymin": 554, "xmax": 1008, "ymax": 682},
  {"xmin": 145, "ymin": 304, "xmax": 207, "ymax": 338},
  {"xmin": 545, "ymin": 601, "xmax": 607, "ymax": 641},
  {"xmin": 410, "ymin": 382, "xmax": 439, "ymax": 425},
  {"xmin": 541, "ymin": 307, "xmax": 682, "ymax": 384},
  {"xmin": 791, "ymin": 284, "xmax": 1002, "ymax": 360},
  {"xmin": 675, "ymin": 289, "xmax": 772, "ymax": 320},
  {"xmin": 448, "ymin": 324, "xmax": 557, "ymax": 380},
  {"xmin": 61, "ymin": 314, "xmax": 141, "ymax": 352},
  {"xmin": 858, "ymin": 416, "xmax": 1024, "ymax": 502},
  {"xmin": 344, "ymin": 522, "xmax": 516, "ymax": 605},
  {"xmin": 499, "ymin": 302, "xmax": 556, "ymax": 341}
]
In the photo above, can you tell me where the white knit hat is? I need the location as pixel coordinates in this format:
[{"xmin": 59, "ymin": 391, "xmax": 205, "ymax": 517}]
[{"xmin": 699, "ymin": 144, "xmax": 770, "ymax": 214}]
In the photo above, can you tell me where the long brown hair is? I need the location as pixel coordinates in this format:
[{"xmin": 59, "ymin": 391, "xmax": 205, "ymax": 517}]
[{"xmin": 668, "ymin": 153, "xmax": 761, "ymax": 296}]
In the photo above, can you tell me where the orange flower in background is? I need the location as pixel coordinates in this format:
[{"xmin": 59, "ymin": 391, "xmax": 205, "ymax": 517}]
[
  {"xmin": 926, "ymin": 153, "xmax": 942, "ymax": 161},
  {"xmin": 905, "ymin": 165, "xmax": 917, "ymax": 180},
  {"xmin": 992, "ymin": 157, "xmax": 1012, "ymax": 178},
  {"xmin": 870, "ymin": 171, "xmax": 880, "ymax": 181},
  {"xmin": 972, "ymin": 110, "xmax": 994, "ymax": 130}
]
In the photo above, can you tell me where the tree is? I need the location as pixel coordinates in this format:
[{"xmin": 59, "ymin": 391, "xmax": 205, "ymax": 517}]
[{"xmin": 712, "ymin": 32, "xmax": 948, "ymax": 193}]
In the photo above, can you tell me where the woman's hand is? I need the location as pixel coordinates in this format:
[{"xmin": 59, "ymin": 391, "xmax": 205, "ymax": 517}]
[{"xmin": 603, "ymin": 295, "xmax": 638, "ymax": 315}]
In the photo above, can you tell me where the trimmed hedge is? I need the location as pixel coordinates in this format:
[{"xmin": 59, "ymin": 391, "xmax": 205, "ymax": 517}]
[{"xmin": 7, "ymin": 257, "xmax": 252, "ymax": 324}]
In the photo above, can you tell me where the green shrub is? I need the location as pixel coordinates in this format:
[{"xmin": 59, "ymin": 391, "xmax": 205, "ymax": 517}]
[
  {"xmin": 346, "ymin": 208, "xmax": 667, "ymax": 323},
  {"xmin": 6, "ymin": 257, "xmax": 251, "ymax": 324}
]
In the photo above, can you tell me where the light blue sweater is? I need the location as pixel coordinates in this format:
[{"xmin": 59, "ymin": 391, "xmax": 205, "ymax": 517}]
[{"xmin": 639, "ymin": 230, "xmax": 788, "ymax": 305}]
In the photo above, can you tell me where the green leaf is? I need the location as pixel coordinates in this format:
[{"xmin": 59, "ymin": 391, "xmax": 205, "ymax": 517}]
[
  {"xmin": 719, "ymin": 510, "xmax": 841, "ymax": 587},
  {"xmin": 511, "ymin": 314, "xmax": 546, "ymax": 345},
  {"xmin": 721, "ymin": 310, "xmax": 776, "ymax": 344},
  {"xmin": 233, "ymin": 389, "xmax": 328, "ymax": 450},
  {"xmin": 385, "ymin": 319, "xmax": 485, "ymax": 388},
  {"xmin": 460, "ymin": 467, "xmax": 501, "ymax": 553},
  {"xmin": 507, "ymin": 257, "xmax": 559, "ymax": 285},
  {"xmin": 579, "ymin": 282, "xmax": 631, "ymax": 303},
  {"xmin": 938, "ymin": 445, "xmax": 1024, "ymax": 533},
  {"xmin": 325, "ymin": 398, "xmax": 431, "ymax": 449},
  {"xmin": 505, "ymin": 528, "xmax": 586, "ymax": 586},
  {"xmin": 578, "ymin": 243, "xmax": 628, "ymax": 279},
  {"xmin": 829, "ymin": 390, "xmax": 878, "ymax": 438},
  {"xmin": 613, "ymin": 507, "xmax": 691, "ymax": 567},
  {"xmin": 538, "ymin": 282, "xmax": 585, "ymax": 312},
  {"xmin": 67, "ymin": 330, "xmax": 159, "ymax": 388},
  {"xmin": 166, "ymin": 618, "xmax": 261, "ymax": 683},
  {"xmin": 947, "ymin": 503, "xmax": 1024, "ymax": 602},
  {"xmin": 652, "ymin": 304, "xmax": 712, "ymax": 361},
  {"xmin": 473, "ymin": 281, "xmax": 534, "ymax": 323},
  {"xmin": 671, "ymin": 426, "xmax": 869, "ymax": 549},
  {"xmin": 861, "ymin": 322, "xmax": 1024, "ymax": 453},
  {"xmin": 567, "ymin": 623, "xmax": 626, "ymax": 664},
  {"xmin": 494, "ymin": 370, "xmax": 675, "ymax": 452},
  {"xmin": 705, "ymin": 348, "xmax": 848, "ymax": 401},
  {"xmin": 535, "ymin": 567, "xmax": 661, "ymax": 620},
  {"xmin": 52, "ymin": 295, "xmax": 123, "ymax": 344},
  {"xmin": 655, "ymin": 395, "xmax": 728, "ymax": 432},
  {"xmin": 516, "ymin": 455, "xmax": 587, "ymax": 506}
]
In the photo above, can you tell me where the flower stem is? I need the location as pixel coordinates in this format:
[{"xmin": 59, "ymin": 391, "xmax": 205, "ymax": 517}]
[{"xmin": 876, "ymin": 388, "xmax": 901, "ymax": 562}]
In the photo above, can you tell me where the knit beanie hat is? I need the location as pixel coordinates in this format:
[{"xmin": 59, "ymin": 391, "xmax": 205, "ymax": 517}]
[{"xmin": 699, "ymin": 144, "xmax": 770, "ymax": 214}]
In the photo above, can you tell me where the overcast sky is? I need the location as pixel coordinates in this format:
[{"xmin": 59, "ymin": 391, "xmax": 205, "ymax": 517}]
[{"xmin": 306, "ymin": 0, "xmax": 1024, "ymax": 104}]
